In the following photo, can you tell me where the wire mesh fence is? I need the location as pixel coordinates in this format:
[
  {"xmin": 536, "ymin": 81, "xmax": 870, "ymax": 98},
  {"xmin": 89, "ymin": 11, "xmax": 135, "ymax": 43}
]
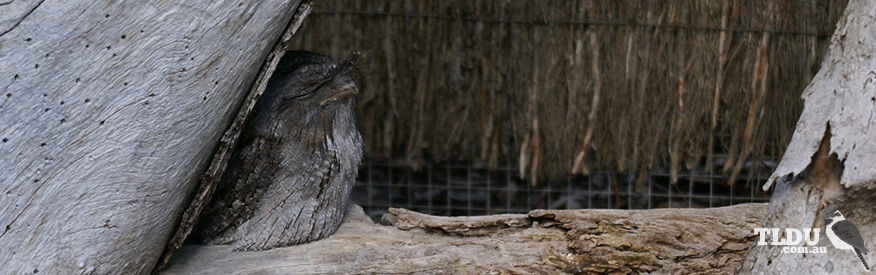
[
  {"xmin": 351, "ymin": 157, "xmax": 773, "ymax": 220},
  {"xmin": 293, "ymin": 0, "xmax": 848, "ymax": 186}
]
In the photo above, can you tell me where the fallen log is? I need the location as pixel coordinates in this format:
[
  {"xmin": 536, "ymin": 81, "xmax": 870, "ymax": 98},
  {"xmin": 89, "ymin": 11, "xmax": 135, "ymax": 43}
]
[{"xmin": 162, "ymin": 203, "xmax": 766, "ymax": 274}]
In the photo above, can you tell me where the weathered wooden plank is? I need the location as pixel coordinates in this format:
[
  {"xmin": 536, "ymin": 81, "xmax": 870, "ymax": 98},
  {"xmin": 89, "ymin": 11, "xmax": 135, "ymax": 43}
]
[
  {"xmin": 157, "ymin": 2, "xmax": 312, "ymax": 269},
  {"xmin": 0, "ymin": 0, "xmax": 301, "ymax": 273}
]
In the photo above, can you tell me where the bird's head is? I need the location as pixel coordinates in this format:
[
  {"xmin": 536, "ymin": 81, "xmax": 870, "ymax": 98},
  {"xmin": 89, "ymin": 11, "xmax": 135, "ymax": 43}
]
[
  {"xmin": 275, "ymin": 50, "xmax": 361, "ymax": 108},
  {"xmin": 260, "ymin": 50, "xmax": 363, "ymax": 132},
  {"xmin": 822, "ymin": 205, "xmax": 845, "ymax": 224}
]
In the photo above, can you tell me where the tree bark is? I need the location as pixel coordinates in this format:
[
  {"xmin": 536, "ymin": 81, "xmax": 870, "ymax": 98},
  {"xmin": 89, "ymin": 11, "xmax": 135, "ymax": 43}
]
[
  {"xmin": 162, "ymin": 203, "xmax": 766, "ymax": 274},
  {"xmin": 0, "ymin": 1, "xmax": 301, "ymax": 273},
  {"xmin": 740, "ymin": 0, "xmax": 876, "ymax": 273}
]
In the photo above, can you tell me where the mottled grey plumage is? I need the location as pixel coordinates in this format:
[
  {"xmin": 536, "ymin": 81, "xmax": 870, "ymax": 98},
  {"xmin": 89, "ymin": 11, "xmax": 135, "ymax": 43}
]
[{"xmin": 193, "ymin": 51, "xmax": 363, "ymax": 251}]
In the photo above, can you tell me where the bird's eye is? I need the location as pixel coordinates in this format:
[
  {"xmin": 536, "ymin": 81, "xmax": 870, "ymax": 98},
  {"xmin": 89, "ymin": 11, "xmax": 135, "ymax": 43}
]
[
  {"xmin": 287, "ymin": 88, "xmax": 315, "ymax": 100},
  {"xmin": 297, "ymin": 89, "xmax": 315, "ymax": 99}
]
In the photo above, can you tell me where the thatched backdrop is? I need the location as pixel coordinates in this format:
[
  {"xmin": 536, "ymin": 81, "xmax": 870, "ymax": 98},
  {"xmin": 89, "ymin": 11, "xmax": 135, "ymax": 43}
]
[{"xmin": 291, "ymin": 0, "xmax": 848, "ymax": 184}]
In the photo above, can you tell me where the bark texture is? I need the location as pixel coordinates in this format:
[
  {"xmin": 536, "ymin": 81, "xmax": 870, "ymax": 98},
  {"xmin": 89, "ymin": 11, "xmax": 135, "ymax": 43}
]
[
  {"xmin": 763, "ymin": 0, "xmax": 876, "ymax": 192},
  {"xmin": 741, "ymin": 0, "xmax": 876, "ymax": 273},
  {"xmin": 162, "ymin": 203, "xmax": 766, "ymax": 274},
  {"xmin": 159, "ymin": 2, "xmax": 312, "ymax": 267},
  {"xmin": 0, "ymin": 0, "xmax": 301, "ymax": 273}
]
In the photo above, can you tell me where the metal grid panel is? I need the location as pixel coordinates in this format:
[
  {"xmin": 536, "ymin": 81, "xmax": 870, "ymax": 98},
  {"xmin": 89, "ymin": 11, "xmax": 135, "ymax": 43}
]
[{"xmin": 351, "ymin": 158, "xmax": 772, "ymax": 220}]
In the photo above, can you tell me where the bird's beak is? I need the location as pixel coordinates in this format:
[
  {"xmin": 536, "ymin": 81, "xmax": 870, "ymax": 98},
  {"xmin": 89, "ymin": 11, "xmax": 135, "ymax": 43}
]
[{"xmin": 319, "ymin": 82, "xmax": 358, "ymax": 106}]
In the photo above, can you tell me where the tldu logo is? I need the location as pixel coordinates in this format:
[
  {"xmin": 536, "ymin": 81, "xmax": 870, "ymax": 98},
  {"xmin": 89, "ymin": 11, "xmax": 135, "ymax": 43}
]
[
  {"xmin": 754, "ymin": 205, "xmax": 870, "ymax": 271},
  {"xmin": 822, "ymin": 205, "xmax": 870, "ymax": 271},
  {"xmin": 753, "ymin": 227, "xmax": 825, "ymax": 254}
]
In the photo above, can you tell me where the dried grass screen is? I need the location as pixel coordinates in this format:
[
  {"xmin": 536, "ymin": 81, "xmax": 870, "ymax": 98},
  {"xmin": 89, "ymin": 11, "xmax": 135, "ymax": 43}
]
[{"xmin": 290, "ymin": 0, "xmax": 847, "ymax": 186}]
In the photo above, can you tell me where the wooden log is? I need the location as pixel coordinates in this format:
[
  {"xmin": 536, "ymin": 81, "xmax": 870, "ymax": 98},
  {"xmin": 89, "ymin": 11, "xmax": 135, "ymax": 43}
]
[
  {"xmin": 0, "ymin": 1, "xmax": 301, "ymax": 273},
  {"xmin": 163, "ymin": 203, "xmax": 766, "ymax": 274}
]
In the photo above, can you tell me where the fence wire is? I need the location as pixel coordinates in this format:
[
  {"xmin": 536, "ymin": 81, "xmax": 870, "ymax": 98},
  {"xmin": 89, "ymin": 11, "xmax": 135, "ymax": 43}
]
[
  {"xmin": 311, "ymin": 10, "xmax": 833, "ymax": 37},
  {"xmin": 352, "ymin": 157, "xmax": 772, "ymax": 220}
]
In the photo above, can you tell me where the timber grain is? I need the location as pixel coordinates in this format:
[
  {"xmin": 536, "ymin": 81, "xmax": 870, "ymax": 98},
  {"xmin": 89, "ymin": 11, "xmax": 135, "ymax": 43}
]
[
  {"xmin": 0, "ymin": 0, "xmax": 301, "ymax": 273},
  {"xmin": 163, "ymin": 203, "xmax": 766, "ymax": 274}
]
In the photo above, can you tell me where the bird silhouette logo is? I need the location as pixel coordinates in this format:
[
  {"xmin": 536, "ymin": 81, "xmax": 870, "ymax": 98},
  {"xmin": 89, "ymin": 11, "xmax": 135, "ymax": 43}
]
[{"xmin": 822, "ymin": 205, "xmax": 870, "ymax": 271}]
